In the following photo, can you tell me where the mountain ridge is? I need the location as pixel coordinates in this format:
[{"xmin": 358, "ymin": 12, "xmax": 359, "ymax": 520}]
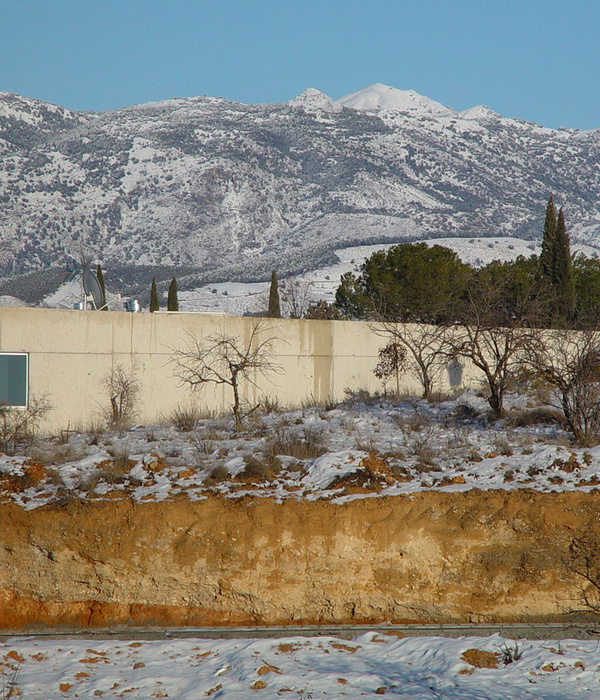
[{"xmin": 1, "ymin": 84, "xmax": 599, "ymax": 288}]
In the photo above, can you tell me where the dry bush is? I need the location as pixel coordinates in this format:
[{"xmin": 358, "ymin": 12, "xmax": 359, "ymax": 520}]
[
  {"xmin": 29, "ymin": 444, "xmax": 85, "ymax": 467},
  {"xmin": 267, "ymin": 425, "xmax": 327, "ymax": 460},
  {"xmin": 260, "ymin": 394, "xmax": 282, "ymax": 414},
  {"xmin": 101, "ymin": 449, "xmax": 134, "ymax": 484},
  {"xmin": 168, "ymin": 404, "xmax": 203, "ymax": 432},
  {"xmin": 100, "ymin": 364, "xmax": 140, "ymax": 429},
  {"xmin": 353, "ymin": 434, "xmax": 378, "ymax": 453},
  {"xmin": 0, "ymin": 395, "xmax": 52, "ymax": 455},
  {"xmin": 204, "ymin": 465, "xmax": 229, "ymax": 484},
  {"xmin": 342, "ymin": 388, "xmax": 379, "ymax": 406},
  {"xmin": 235, "ymin": 453, "xmax": 282, "ymax": 482},
  {"xmin": 491, "ymin": 433, "xmax": 514, "ymax": 457},
  {"xmin": 451, "ymin": 404, "xmax": 480, "ymax": 422},
  {"xmin": 505, "ymin": 407, "xmax": 564, "ymax": 428},
  {"xmin": 85, "ymin": 422, "xmax": 105, "ymax": 446}
]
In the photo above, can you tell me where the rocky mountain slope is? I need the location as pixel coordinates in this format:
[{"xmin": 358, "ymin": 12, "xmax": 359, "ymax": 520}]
[{"xmin": 1, "ymin": 84, "xmax": 599, "ymax": 288}]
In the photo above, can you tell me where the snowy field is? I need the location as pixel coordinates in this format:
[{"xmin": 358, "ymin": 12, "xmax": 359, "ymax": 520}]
[
  {"xmin": 1, "ymin": 631, "xmax": 599, "ymax": 698},
  {"xmin": 1, "ymin": 389, "xmax": 600, "ymax": 510}
]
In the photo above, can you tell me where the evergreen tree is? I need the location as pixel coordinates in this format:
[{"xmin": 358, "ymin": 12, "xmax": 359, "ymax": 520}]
[
  {"xmin": 540, "ymin": 194, "xmax": 557, "ymax": 280},
  {"xmin": 150, "ymin": 277, "xmax": 160, "ymax": 312},
  {"xmin": 553, "ymin": 207, "xmax": 575, "ymax": 319},
  {"xmin": 96, "ymin": 263, "xmax": 107, "ymax": 311},
  {"xmin": 267, "ymin": 270, "xmax": 281, "ymax": 318},
  {"xmin": 167, "ymin": 277, "xmax": 179, "ymax": 311}
]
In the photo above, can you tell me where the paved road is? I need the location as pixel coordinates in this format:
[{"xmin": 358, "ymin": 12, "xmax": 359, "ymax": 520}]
[{"xmin": 1, "ymin": 623, "xmax": 597, "ymax": 641}]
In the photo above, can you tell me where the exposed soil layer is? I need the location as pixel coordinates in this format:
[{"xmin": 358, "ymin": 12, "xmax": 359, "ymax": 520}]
[{"xmin": 0, "ymin": 490, "xmax": 596, "ymax": 629}]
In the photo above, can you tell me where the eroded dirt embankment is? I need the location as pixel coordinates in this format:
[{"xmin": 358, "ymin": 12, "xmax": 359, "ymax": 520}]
[{"xmin": 0, "ymin": 490, "xmax": 596, "ymax": 629}]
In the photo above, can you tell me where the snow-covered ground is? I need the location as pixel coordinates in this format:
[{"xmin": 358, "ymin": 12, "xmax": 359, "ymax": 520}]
[
  {"xmin": 2, "ymin": 389, "xmax": 599, "ymax": 511},
  {"xmin": 1, "ymin": 631, "xmax": 598, "ymax": 698}
]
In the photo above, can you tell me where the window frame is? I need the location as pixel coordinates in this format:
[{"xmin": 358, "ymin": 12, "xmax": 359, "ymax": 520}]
[{"xmin": 0, "ymin": 352, "xmax": 29, "ymax": 409}]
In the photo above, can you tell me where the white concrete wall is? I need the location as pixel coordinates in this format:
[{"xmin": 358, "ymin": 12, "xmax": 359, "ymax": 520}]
[{"xmin": 0, "ymin": 308, "xmax": 480, "ymax": 432}]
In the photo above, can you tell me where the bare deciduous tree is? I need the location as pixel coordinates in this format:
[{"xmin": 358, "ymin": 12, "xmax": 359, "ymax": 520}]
[
  {"xmin": 170, "ymin": 320, "xmax": 282, "ymax": 431},
  {"xmin": 448, "ymin": 270, "xmax": 546, "ymax": 417},
  {"xmin": 279, "ymin": 277, "xmax": 313, "ymax": 319},
  {"xmin": 101, "ymin": 364, "xmax": 140, "ymax": 429},
  {"xmin": 526, "ymin": 328, "xmax": 600, "ymax": 446},
  {"xmin": 564, "ymin": 531, "xmax": 600, "ymax": 619},
  {"xmin": 373, "ymin": 323, "xmax": 452, "ymax": 400}
]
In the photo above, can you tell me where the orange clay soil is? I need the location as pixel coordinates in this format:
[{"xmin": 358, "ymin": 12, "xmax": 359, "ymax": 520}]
[{"xmin": 0, "ymin": 490, "xmax": 597, "ymax": 629}]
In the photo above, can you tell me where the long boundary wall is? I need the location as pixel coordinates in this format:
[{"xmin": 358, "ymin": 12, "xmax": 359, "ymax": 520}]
[{"xmin": 0, "ymin": 308, "xmax": 478, "ymax": 432}]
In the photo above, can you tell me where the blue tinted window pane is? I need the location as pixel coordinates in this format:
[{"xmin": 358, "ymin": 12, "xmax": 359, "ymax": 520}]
[{"xmin": 0, "ymin": 355, "xmax": 27, "ymax": 406}]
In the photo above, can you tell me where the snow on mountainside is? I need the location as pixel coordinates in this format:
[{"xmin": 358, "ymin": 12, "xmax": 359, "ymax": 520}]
[
  {"xmin": 0, "ymin": 85, "xmax": 600, "ymax": 293},
  {"xmin": 336, "ymin": 83, "xmax": 454, "ymax": 116}
]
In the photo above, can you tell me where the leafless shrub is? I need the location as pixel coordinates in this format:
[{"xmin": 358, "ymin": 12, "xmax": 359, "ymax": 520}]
[
  {"xmin": 0, "ymin": 395, "xmax": 52, "ymax": 455},
  {"xmin": 451, "ymin": 403, "xmax": 480, "ymax": 422},
  {"xmin": 28, "ymin": 443, "xmax": 84, "ymax": 466},
  {"xmin": 499, "ymin": 642, "xmax": 522, "ymax": 665},
  {"xmin": 85, "ymin": 422, "xmax": 105, "ymax": 446},
  {"xmin": 103, "ymin": 448, "xmax": 133, "ymax": 484},
  {"xmin": 75, "ymin": 471, "xmax": 102, "ymax": 496},
  {"xmin": 491, "ymin": 433, "xmax": 514, "ymax": 457},
  {"xmin": 267, "ymin": 425, "xmax": 327, "ymax": 460},
  {"xmin": 397, "ymin": 412, "xmax": 438, "ymax": 459},
  {"xmin": 169, "ymin": 404, "xmax": 202, "ymax": 432},
  {"xmin": 504, "ymin": 407, "xmax": 565, "ymax": 428},
  {"xmin": 342, "ymin": 388, "xmax": 379, "ymax": 406},
  {"xmin": 204, "ymin": 465, "xmax": 229, "ymax": 484},
  {"xmin": 353, "ymin": 434, "xmax": 378, "ymax": 453},
  {"xmin": 445, "ymin": 426, "xmax": 472, "ymax": 449},
  {"xmin": 236, "ymin": 453, "xmax": 282, "ymax": 482},
  {"xmin": 100, "ymin": 364, "xmax": 140, "ymax": 429},
  {"xmin": 261, "ymin": 394, "xmax": 282, "ymax": 414}
]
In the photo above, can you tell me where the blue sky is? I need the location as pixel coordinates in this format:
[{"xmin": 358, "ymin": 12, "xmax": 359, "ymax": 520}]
[{"xmin": 1, "ymin": 0, "xmax": 599, "ymax": 129}]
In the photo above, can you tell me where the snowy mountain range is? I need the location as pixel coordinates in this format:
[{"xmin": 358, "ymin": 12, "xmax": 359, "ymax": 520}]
[{"xmin": 1, "ymin": 83, "xmax": 600, "ymax": 293}]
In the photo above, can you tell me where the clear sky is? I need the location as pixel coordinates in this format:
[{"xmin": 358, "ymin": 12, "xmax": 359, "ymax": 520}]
[{"xmin": 1, "ymin": 0, "xmax": 599, "ymax": 129}]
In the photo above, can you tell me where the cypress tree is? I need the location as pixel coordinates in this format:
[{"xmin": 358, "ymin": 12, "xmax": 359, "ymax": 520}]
[
  {"xmin": 553, "ymin": 207, "xmax": 575, "ymax": 319},
  {"xmin": 167, "ymin": 277, "xmax": 179, "ymax": 311},
  {"xmin": 267, "ymin": 270, "xmax": 281, "ymax": 318},
  {"xmin": 96, "ymin": 263, "xmax": 107, "ymax": 311},
  {"xmin": 150, "ymin": 277, "xmax": 160, "ymax": 312},
  {"xmin": 540, "ymin": 194, "xmax": 557, "ymax": 281}
]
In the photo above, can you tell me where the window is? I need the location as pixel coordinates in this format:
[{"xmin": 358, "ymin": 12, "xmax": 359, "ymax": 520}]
[{"xmin": 0, "ymin": 353, "xmax": 28, "ymax": 407}]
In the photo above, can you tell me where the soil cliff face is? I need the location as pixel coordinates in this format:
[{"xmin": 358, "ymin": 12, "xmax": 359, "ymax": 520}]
[{"xmin": 0, "ymin": 490, "xmax": 596, "ymax": 629}]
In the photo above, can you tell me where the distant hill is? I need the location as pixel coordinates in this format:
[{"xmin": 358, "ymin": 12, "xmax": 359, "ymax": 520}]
[{"xmin": 1, "ymin": 84, "xmax": 599, "ymax": 294}]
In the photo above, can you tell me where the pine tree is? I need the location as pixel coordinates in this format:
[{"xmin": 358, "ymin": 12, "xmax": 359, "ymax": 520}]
[
  {"xmin": 150, "ymin": 277, "xmax": 159, "ymax": 312},
  {"xmin": 553, "ymin": 207, "xmax": 575, "ymax": 319},
  {"xmin": 267, "ymin": 270, "xmax": 281, "ymax": 318},
  {"xmin": 540, "ymin": 194, "xmax": 557, "ymax": 280},
  {"xmin": 96, "ymin": 264, "xmax": 107, "ymax": 311},
  {"xmin": 167, "ymin": 277, "xmax": 179, "ymax": 311}
]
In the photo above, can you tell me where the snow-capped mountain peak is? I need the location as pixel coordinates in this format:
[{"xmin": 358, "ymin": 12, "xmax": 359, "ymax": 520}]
[
  {"xmin": 288, "ymin": 88, "xmax": 342, "ymax": 113},
  {"xmin": 336, "ymin": 83, "xmax": 454, "ymax": 117},
  {"xmin": 458, "ymin": 105, "xmax": 500, "ymax": 121}
]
